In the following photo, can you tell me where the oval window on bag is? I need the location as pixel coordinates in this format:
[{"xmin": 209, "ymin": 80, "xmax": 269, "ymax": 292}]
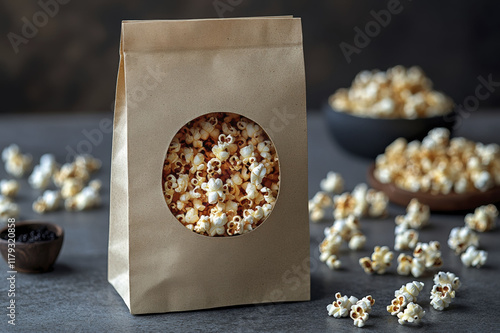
[{"xmin": 162, "ymin": 112, "xmax": 280, "ymax": 236}]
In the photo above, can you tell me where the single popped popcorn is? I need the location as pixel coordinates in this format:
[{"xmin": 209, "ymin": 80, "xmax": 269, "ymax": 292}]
[
  {"xmin": 394, "ymin": 228, "xmax": 419, "ymax": 251},
  {"xmin": 0, "ymin": 195, "xmax": 19, "ymax": 222},
  {"xmin": 308, "ymin": 191, "xmax": 333, "ymax": 222},
  {"xmin": 359, "ymin": 246, "xmax": 394, "ymax": 274},
  {"xmin": 33, "ymin": 190, "xmax": 62, "ymax": 214},
  {"xmin": 29, "ymin": 153, "xmax": 59, "ymax": 190},
  {"xmin": 395, "ymin": 281, "xmax": 424, "ymax": 303},
  {"xmin": 448, "ymin": 226, "xmax": 479, "ymax": 254},
  {"xmin": 333, "ymin": 184, "xmax": 387, "ymax": 219},
  {"xmin": 433, "ymin": 271, "xmax": 461, "ymax": 291},
  {"xmin": 365, "ymin": 189, "xmax": 388, "ymax": 218},
  {"xmin": 395, "ymin": 199, "xmax": 430, "ymax": 230},
  {"xmin": 460, "ymin": 246, "xmax": 487, "ymax": 268},
  {"xmin": 396, "ymin": 254, "xmax": 426, "ymax": 278},
  {"xmin": 348, "ymin": 234, "xmax": 366, "ymax": 251},
  {"xmin": 324, "ymin": 254, "xmax": 342, "ymax": 270},
  {"xmin": 2, "ymin": 144, "xmax": 33, "ymax": 177},
  {"xmin": 320, "ymin": 171, "xmax": 344, "ymax": 194},
  {"xmin": 387, "ymin": 295, "xmax": 408, "ymax": 316},
  {"xmin": 61, "ymin": 178, "xmax": 85, "ymax": 199},
  {"xmin": 201, "ymin": 178, "xmax": 225, "ymax": 205},
  {"xmin": 397, "ymin": 302, "xmax": 425, "ymax": 325},
  {"xmin": 333, "ymin": 192, "xmax": 357, "ymax": 220},
  {"xmin": 413, "ymin": 241, "xmax": 443, "ymax": 269},
  {"xmin": 430, "ymin": 284, "xmax": 455, "ymax": 311},
  {"xmin": 0, "ymin": 179, "xmax": 19, "ymax": 197},
  {"xmin": 465, "ymin": 204, "xmax": 498, "ymax": 232},
  {"xmin": 320, "ymin": 233, "xmax": 342, "ymax": 263},
  {"xmin": 345, "ymin": 296, "xmax": 375, "ymax": 327},
  {"xmin": 64, "ymin": 180, "xmax": 101, "ymax": 211},
  {"xmin": 326, "ymin": 292, "xmax": 358, "ymax": 318}
]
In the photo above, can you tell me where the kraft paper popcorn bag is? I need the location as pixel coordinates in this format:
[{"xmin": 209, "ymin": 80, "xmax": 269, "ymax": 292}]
[{"xmin": 108, "ymin": 17, "xmax": 309, "ymax": 314}]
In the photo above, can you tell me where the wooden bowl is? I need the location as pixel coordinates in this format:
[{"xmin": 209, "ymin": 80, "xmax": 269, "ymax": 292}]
[
  {"xmin": 367, "ymin": 164, "xmax": 500, "ymax": 211},
  {"xmin": 0, "ymin": 222, "xmax": 64, "ymax": 273},
  {"xmin": 323, "ymin": 102, "xmax": 456, "ymax": 159}
]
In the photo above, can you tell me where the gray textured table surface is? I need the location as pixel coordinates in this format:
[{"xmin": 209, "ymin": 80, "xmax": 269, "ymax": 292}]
[{"xmin": 0, "ymin": 111, "xmax": 499, "ymax": 332}]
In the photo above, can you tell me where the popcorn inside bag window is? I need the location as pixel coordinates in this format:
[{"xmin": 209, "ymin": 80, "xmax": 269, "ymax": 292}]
[{"xmin": 162, "ymin": 112, "xmax": 280, "ymax": 236}]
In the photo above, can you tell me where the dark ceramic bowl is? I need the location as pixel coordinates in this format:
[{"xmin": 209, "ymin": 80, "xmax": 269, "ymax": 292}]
[
  {"xmin": 0, "ymin": 222, "xmax": 64, "ymax": 273},
  {"xmin": 322, "ymin": 103, "xmax": 456, "ymax": 159}
]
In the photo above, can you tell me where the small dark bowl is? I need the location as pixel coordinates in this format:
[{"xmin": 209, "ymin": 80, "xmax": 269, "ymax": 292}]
[
  {"xmin": 0, "ymin": 222, "xmax": 64, "ymax": 273},
  {"xmin": 322, "ymin": 103, "xmax": 456, "ymax": 159}
]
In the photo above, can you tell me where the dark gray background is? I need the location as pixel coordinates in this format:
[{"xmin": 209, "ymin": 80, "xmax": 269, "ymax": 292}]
[{"xmin": 1, "ymin": 0, "xmax": 500, "ymax": 112}]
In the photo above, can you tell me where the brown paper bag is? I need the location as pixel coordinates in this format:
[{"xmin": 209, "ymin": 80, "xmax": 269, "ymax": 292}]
[{"xmin": 108, "ymin": 17, "xmax": 309, "ymax": 315}]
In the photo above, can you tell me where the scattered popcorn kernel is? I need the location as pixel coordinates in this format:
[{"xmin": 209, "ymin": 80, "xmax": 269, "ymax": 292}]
[
  {"xmin": 374, "ymin": 130, "xmax": 500, "ymax": 195},
  {"xmin": 29, "ymin": 153, "xmax": 59, "ymax": 190},
  {"xmin": 430, "ymin": 284, "xmax": 455, "ymax": 310},
  {"xmin": 64, "ymin": 183, "xmax": 101, "ymax": 211},
  {"xmin": 448, "ymin": 226, "xmax": 479, "ymax": 255},
  {"xmin": 320, "ymin": 171, "xmax": 344, "ymax": 194},
  {"xmin": 359, "ymin": 246, "xmax": 394, "ymax": 275},
  {"xmin": 75, "ymin": 154, "xmax": 102, "ymax": 173},
  {"xmin": 357, "ymin": 295, "xmax": 375, "ymax": 313},
  {"xmin": 333, "ymin": 184, "xmax": 387, "ymax": 219},
  {"xmin": 351, "ymin": 183, "xmax": 369, "ymax": 217},
  {"xmin": 320, "ymin": 233, "xmax": 342, "ymax": 261},
  {"xmin": 308, "ymin": 191, "xmax": 333, "ymax": 222},
  {"xmin": 396, "ymin": 254, "xmax": 425, "ymax": 278},
  {"xmin": 465, "ymin": 204, "xmax": 498, "ymax": 232},
  {"xmin": 359, "ymin": 257, "xmax": 376, "ymax": 275},
  {"xmin": 326, "ymin": 292, "xmax": 358, "ymax": 318},
  {"xmin": 395, "ymin": 199, "xmax": 430, "ymax": 230},
  {"xmin": 350, "ymin": 303, "xmax": 369, "ymax": 328},
  {"xmin": 0, "ymin": 179, "xmax": 19, "ymax": 197},
  {"xmin": 333, "ymin": 193, "xmax": 357, "ymax": 220},
  {"xmin": 395, "ymin": 281, "xmax": 424, "ymax": 303},
  {"xmin": 394, "ymin": 229, "xmax": 419, "ymax": 251},
  {"xmin": 0, "ymin": 195, "xmax": 19, "ymax": 222},
  {"xmin": 348, "ymin": 234, "xmax": 366, "ymax": 251},
  {"xmin": 33, "ymin": 190, "xmax": 62, "ymax": 214},
  {"xmin": 320, "ymin": 215, "xmax": 366, "ymax": 268},
  {"xmin": 326, "ymin": 254, "xmax": 342, "ymax": 269},
  {"xmin": 2, "ymin": 144, "xmax": 33, "ymax": 177},
  {"xmin": 163, "ymin": 113, "xmax": 279, "ymax": 236},
  {"xmin": 387, "ymin": 295, "xmax": 408, "ymax": 316},
  {"xmin": 365, "ymin": 189, "xmax": 388, "ymax": 218},
  {"xmin": 413, "ymin": 241, "xmax": 443, "ymax": 269},
  {"xmin": 460, "ymin": 245, "xmax": 487, "ymax": 268},
  {"xmin": 397, "ymin": 302, "xmax": 425, "ymax": 325},
  {"xmin": 433, "ymin": 271, "xmax": 461, "ymax": 291},
  {"xmin": 329, "ymin": 66, "xmax": 453, "ymax": 119},
  {"xmin": 53, "ymin": 163, "xmax": 89, "ymax": 187},
  {"xmin": 29, "ymin": 165, "xmax": 53, "ymax": 190},
  {"xmin": 61, "ymin": 178, "xmax": 85, "ymax": 199}
]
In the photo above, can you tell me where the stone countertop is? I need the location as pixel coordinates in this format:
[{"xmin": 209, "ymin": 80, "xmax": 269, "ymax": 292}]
[{"xmin": 0, "ymin": 111, "xmax": 499, "ymax": 332}]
